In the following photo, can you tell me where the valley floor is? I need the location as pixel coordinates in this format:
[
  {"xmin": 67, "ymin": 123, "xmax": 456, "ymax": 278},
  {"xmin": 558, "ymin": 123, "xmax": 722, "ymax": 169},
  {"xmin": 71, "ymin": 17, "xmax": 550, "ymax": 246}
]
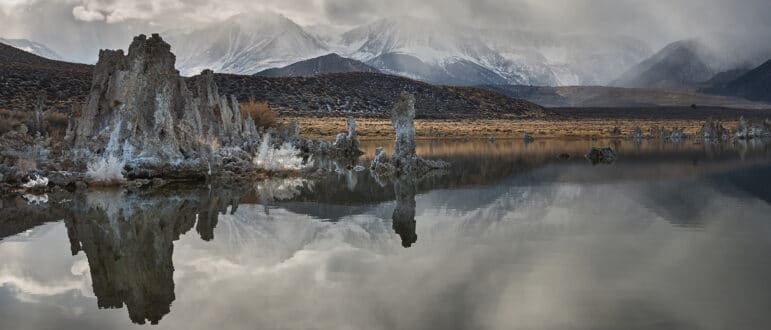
[
  {"xmin": 287, "ymin": 106, "xmax": 770, "ymax": 140},
  {"xmin": 286, "ymin": 117, "xmax": 712, "ymax": 140}
]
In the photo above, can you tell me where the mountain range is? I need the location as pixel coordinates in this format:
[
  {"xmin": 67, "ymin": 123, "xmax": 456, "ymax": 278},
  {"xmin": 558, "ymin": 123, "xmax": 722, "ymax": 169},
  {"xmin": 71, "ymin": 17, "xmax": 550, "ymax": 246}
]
[
  {"xmin": 160, "ymin": 13, "xmax": 654, "ymax": 86},
  {"xmin": 165, "ymin": 14, "xmax": 329, "ymax": 76}
]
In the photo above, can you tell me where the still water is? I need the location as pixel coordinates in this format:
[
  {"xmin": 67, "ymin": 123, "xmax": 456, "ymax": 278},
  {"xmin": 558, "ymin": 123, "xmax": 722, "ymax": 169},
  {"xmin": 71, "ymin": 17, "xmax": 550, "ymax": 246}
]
[{"xmin": 2, "ymin": 139, "xmax": 771, "ymax": 330}]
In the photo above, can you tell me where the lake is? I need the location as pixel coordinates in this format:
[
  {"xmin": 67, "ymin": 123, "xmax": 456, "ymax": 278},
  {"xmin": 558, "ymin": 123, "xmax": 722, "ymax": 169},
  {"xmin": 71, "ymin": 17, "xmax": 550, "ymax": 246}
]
[{"xmin": 2, "ymin": 138, "xmax": 771, "ymax": 330}]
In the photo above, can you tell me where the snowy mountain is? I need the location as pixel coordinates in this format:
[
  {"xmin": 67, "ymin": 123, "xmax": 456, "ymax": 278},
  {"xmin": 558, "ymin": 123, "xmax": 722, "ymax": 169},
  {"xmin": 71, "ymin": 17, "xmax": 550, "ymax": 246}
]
[
  {"xmin": 338, "ymin": 18, "xmax": 566, "ymax": 86},
  {"xmin": 611, "ymin": 40, "xmax": 719, "ymax": 89},
  {"xmin": 0, "ymin": 38, "xmax": 63, "ymax": 61},
  {"xmin": 166, "ymin": 13, "xmax": 329, "ymax": 76},
  {"xmin": 164, "ymin": 14, "xmax": 654, "ymax": 86},
  {"xmin": 478, "ymin": 30, "xmax": 652, "ymax": 86}
]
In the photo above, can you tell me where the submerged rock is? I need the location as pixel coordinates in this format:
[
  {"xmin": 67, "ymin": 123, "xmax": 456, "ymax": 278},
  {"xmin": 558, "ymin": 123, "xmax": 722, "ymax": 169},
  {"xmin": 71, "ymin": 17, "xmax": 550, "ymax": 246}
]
[
  {"xmin": 585, "ymin": 147, "xmax": 617, "ymax": 165},
  {"xmin": 697, "ymin": 118, "xmax": 729, "ymax": 141},
  {"xmin": 66, "ymin": 34, "xmax": 258, "ymax": 178}
]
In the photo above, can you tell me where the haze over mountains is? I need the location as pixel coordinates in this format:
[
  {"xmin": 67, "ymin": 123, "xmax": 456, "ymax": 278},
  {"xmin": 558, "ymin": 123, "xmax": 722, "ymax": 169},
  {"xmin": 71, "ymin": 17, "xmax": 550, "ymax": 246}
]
[
  {"xmin": 4, "ymin": 9, "xmax": 770, "ymax": 90},
  {"xmin": 165, "ymin": 14, "xmax": 657, "ymax": 86}
]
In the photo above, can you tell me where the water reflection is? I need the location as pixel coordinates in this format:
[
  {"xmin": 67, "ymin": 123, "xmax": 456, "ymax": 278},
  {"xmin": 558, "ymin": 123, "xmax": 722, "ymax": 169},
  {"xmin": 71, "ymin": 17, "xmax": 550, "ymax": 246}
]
[{"xmin": 2, "ymin": 139, "xmax": 771, "ymax": 329}]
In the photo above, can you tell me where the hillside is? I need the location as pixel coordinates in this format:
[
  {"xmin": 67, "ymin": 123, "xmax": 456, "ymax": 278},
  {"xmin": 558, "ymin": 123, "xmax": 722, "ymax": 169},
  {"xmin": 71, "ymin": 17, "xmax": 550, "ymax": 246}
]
[
  {"xmin": 205, "ymin": 72, "xmax": 545, "ymax": 118},
  {"xmin": 483, "ymin": 85, "xmax": 770, "ymax": 109},
  {"xmin": 0, "ymin": 42, "xmax": 92, "ymax": 110},
  {"xmin": 703, "ymin": 59, "xmax": 771, "ymax": 102},
  {"xmin": 0, "ymin": 43, "xmax": 544, "ymax": 119},
  {"xmin": 0, "ymin": 38, "xmax": 63, "ymax": 61},
  {"xmin": 256, "ymin": 53, "xmax": 379, "ymax": 77}
]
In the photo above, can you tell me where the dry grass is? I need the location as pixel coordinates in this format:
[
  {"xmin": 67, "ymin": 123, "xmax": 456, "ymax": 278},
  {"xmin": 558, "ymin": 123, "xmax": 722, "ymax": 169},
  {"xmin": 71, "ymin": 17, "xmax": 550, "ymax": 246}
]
[
  {"xmin": 15, "ymin": 158, "xmax": 37, "ymax": 173},
  {"xmin": 0, "ymin": 108, "xmax": 31, "ymax": 134},
  {"xmin": 0, "ymin": 107, "xmax": 71, "ymax": 140},
  {"xmin": 241, "ymin": 100, "xmax": 278, "ymax": 129},
  {"xmin": 284, "ymin": 117, "xmax": 732, "ymax": 140}
]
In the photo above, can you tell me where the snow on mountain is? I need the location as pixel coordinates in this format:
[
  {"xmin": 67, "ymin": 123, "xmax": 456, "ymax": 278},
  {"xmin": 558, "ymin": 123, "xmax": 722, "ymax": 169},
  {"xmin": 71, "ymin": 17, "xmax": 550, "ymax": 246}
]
[
  {"xmin": 166, "ymin": 13, "xmax": 329, "ymax": 76},
  {"xmin": 0, "ymin": 38, "xmax": 64, "ymax": 61},
  {"xmin": 163, "ymin": 14, "xmax": 654, "ymax": 86},
  {"xmin": 479, "ymin": 30, "xmax": 652, "ymax": 85},
  {"xmin": 337, "ymin": 18, "xmax": 567, "ymax": 86}
]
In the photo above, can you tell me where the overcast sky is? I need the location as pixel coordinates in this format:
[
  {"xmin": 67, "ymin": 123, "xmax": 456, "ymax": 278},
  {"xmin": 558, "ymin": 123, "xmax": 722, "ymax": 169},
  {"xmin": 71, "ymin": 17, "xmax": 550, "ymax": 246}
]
[{"xmin": 2, "ymin": 0, "xmax": 770, "ymax": 63}]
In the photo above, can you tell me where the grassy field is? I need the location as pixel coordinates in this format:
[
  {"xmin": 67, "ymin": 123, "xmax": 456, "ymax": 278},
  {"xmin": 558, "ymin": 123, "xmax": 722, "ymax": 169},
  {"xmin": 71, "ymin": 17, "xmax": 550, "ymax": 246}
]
[{"xmin": 284, "ymin": 116, "xmax": 736, "ymax": 140}]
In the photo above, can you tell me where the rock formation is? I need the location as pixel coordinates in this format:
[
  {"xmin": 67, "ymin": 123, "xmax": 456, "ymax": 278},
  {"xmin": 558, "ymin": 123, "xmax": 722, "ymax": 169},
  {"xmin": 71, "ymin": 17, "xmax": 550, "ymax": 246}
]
[
  {"xmin": 697, "ymin": 118, "xmax": 729, "ymax": 141},
  {"xmin": 370, "ymin": 92, "xmax": 449, "ymax": 176},
  {"xmin": 523, "ymin": 132, "xmax": 535, "ymax": 143},
  {"xmin": 330, "ymin": 117, "xmax": 363, "ymax": 156},
  {"xmin": 626, "ymin": 126, "xmax": 644, "ymax": 141},
  {"xmin": 735, "ymin": 117, "xmax": 771, "ymax": 140},
  {"xmin": 585, "ymin": 147, "xmax": 617, "ymax": 165},
  {"xmin": 66, "ymin": 34, "xmax": 258, "ymax": 177}
]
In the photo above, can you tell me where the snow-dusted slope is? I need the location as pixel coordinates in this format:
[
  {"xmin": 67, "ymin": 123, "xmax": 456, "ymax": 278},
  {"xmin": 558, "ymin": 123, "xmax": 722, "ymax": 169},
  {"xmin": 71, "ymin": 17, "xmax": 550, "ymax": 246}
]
[
  {"xmin": 338, "ymin": 18, "xmax": 565, "ymax": 86},
  {"xmin": 0, "ymin": 38, "xmax": 63, "ymax": 61},
  {"xmin": 164, "ymin": 14, "xmax": 654, "ymax": 86},
  {"xmin": 612, "ymin": 40, "xmax": 719, "ymax": 89},
  {"xmin": 167, "ymin": 13, "xmax": 329, "ymax": 76},
  {"xmin": 479, "ymin": 30, "xmax": 652, "ymax": 86}
]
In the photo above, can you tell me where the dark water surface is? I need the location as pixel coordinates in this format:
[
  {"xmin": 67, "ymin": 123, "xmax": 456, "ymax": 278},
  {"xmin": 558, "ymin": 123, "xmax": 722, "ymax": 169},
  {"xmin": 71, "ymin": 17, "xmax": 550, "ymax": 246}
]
[{"xmin": 2, "ymin": 139, "xmax": 771, "ymax": 330}]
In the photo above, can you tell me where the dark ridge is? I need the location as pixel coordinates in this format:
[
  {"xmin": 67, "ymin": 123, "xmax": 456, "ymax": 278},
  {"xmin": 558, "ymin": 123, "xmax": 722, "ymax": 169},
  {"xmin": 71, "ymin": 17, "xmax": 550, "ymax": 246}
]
[
  {"xmin": 703, "ymin": 59, "xmax": 771, "ymax": 102},
  {"xmin": 256, "ymin": 53, "xmax": 380, "ymax": 77},
  {"xmin": 202, "ymin": 72, "xmax": 545, "ymax": 119}
]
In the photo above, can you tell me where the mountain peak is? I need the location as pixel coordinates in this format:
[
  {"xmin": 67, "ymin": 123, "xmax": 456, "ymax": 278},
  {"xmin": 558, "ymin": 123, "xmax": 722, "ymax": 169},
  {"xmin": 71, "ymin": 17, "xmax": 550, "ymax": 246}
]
[
  {"xmin": 611, "ymin": 39, "xmax": 717, "ymax": 89},
  {"xmin": 166, "ymin": 13, "xmax": 328, "ymax": 76},
  {"xmin": 256, "ymin": 53, "xmax": 380, "ymax": 77}
]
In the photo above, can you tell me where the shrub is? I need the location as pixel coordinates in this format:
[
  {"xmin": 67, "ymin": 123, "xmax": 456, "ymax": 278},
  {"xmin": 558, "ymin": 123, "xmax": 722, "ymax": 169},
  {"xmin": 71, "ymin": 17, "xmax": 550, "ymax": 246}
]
[
  {"xmin": 15, "ymin": 158, "xmax": 37, "ymax": 174},
  {"xmin": 44, "ymin": 111, "xmax": 70, "ymax": 141},
  {"xmin": 241, "ymin": 100, "xmax": 277, "ymax": 129},
  {"xmin": 86, "ymin": 156, "xmax": 126, "ymax": 186},
  {"xmin": 0, "ymin": 108, "xmax": 30, "ymax": 134}
]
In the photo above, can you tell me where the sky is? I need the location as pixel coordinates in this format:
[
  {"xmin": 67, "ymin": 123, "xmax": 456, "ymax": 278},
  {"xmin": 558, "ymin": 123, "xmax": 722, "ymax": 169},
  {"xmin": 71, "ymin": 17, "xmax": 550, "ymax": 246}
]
[{"xmin": 1, "ymin": 0, "xmax": 770, "ymax": 63}]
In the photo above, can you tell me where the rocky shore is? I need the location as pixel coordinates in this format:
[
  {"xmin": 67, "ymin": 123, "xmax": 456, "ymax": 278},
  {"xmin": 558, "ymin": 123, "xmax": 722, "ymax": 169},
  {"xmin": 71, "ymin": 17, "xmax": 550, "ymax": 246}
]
[{"xmin": 0, "ymin": 34, "xmax": 457, "ymax": 197}]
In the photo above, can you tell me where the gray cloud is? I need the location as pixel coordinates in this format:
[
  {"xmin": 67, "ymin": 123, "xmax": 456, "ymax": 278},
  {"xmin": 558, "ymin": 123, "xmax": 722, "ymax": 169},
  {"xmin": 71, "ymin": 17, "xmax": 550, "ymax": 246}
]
[{"xmin": 1, "ymin": 0, "xmax": 770, "ymax": 65}]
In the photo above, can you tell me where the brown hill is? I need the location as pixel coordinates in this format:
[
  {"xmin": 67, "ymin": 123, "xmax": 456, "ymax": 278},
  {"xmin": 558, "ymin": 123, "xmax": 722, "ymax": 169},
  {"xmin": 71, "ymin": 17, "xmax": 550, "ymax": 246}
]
[
  {"xmin": 0, "ymin": 42, "xmax": 92, "ymax": 111},
  {"xmin": 205, "ymin": 72, "xmax": 545, "ymax": 119}
]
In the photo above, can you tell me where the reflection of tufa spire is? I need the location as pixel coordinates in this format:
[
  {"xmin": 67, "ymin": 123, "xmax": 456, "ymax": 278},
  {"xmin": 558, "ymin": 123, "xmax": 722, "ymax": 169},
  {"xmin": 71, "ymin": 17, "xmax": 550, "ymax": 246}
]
[
  {"xmin": 61, "ymin": 185, "xmax": 249, "ymax": 325},
  {"xmin": 392, "ymin": 175, "xmax": 417, "ymax": 248}
]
